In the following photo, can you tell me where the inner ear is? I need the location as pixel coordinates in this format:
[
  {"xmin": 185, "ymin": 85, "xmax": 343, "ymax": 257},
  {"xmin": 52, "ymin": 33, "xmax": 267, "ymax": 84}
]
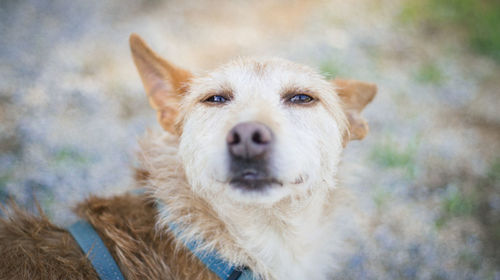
[
  {"xmin": 332, "ymin": 78, "xmax": 377, "ymax": 144},
  {"xmin": 129, "ymin": 33, "xmax": 192, "ymax": 134}
]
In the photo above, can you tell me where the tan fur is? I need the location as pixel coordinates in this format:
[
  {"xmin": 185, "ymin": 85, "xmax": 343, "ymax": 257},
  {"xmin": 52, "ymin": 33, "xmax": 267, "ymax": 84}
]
[
  {"xmin": 139, "ymin": 132, "xmax": 356, "ymax": 279},
  {"xmin": 0, "ymin": 34, "xmax": 376, "ymax": 279},
  {"xmin": 130, "ymin": 34, "xmax": 192, "ymax": 134},
  {"xmin": 131, "ymin": 35, "xmax": 377, "ymax": 279},
  {"xmin": 0, "ymin": 195, "xmax": 219, "ymax": 279},
  {"xmin": 333, "ymin": 78, "xmax": 377, "ymax": 143}
]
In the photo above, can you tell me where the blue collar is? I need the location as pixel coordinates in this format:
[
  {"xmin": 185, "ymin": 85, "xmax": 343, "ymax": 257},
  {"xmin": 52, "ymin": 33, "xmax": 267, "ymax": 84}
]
[
  {"xmin": 68, "ymin": 191, "xmax": 256, "ymax": 280},
  {"xmin": 155, "ymin": 200, "xmax": 256, "ymax": 280}
]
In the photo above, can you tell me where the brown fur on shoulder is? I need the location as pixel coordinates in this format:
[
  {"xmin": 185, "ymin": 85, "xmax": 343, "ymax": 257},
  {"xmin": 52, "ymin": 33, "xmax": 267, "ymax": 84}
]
[
  {"xmin": 0, "ymin": 202, "xmax": 98, "ymax": 280},
  {"xmin": 75, "ymin": 193, "xmax": 217, "ymax": 280},
  {"xmin": 0, "ymin": 194, "xmax": 219, "ymax": 280}
]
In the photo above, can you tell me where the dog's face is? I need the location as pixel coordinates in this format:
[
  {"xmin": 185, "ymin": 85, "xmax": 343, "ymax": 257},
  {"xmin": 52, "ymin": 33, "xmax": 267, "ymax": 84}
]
[
  {"xmin": 130, "ymin": 34, "xmax": 376, "ymax": 204},
  {"xmin": 179, "ymin": 59, "xmax": 349, "ymax": 203}
]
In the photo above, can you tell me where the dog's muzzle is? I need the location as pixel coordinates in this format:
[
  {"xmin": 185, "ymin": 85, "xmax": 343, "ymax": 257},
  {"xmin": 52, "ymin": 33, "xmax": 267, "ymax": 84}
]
[{"xmin": 227, "ymin": 122, "xmax": 279, "ymax": 191}]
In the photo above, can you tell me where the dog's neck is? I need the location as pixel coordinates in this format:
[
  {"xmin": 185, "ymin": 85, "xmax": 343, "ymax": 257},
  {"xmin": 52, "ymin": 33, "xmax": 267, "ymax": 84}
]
[
  {"xmin": 209, "ymin": 187, "xmax": 342, "ymax": 280},
  {"xmin": 140, "ymin": 131, "xmax": 344, "ymax": 280}
]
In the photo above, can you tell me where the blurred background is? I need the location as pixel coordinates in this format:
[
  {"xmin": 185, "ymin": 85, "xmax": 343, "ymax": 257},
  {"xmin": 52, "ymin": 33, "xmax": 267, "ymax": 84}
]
[{"xmin": 0, "ymin": 0, "xmax": 499, "ymax": 278}]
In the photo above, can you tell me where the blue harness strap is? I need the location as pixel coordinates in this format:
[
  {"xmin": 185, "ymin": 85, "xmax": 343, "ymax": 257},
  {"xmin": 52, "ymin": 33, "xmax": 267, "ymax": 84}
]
[
  {"xmin": 68, "ymin": 220, "xmax": 125, "ymax": 280},
  {"xmin": 174, "ymin": 230, "xmax": 249, "ymax": 279},
  {"xmin": 237, "ymin": 268, "xmax": 256, "ymax": 280},
  {"xmin": 67, "ymin": 189, "xmax": 256, "ymax": 280},
  {"xmin": 157, "ymin": 201, "xmax": 258, "ymax": 280}
]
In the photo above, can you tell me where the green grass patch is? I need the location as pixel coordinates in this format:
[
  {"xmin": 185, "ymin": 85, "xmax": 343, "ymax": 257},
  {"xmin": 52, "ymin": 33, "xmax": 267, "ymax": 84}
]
[
  {"xmin": 0, "ymin": 174, "xmax": 12, "ymax": 202},
  {"xmin": 436, "ymin": 186, "xmax": 478, "ymax": 228},
  {"xmin": 415, "ymin": 62, "xmax": 445, "ymax": 85},
  {"xmin": 458, "ymin": 249, "xmax": 481, "ymax": 271},
  {"xmin": 487, "ymin": 158, "xmax": 500, "ymax": 185},
  {"xmin": 371, "ymin": 138, "xmax": 418, "ymax": 177},
  {"xmin": 40, "ymin": 191, "xmax": 55, "ymax": 218},
  {"xmin": 319, "ymin": 59, "xmax": 343, "ymax": 79},
  {"xmin": 372, "ymin": 142, "xmax": 414, "ymax": 167},
  {"xmin": 443, "ymin": 188, "xmax": 477, "ymax": 217},
  {"xmin": 0, "ymin": 174, "xmax": 9, "ymax": 189},
  {"xmin": 53, "ymin": 147, "xmax": 89, "ymax": 165},
  {"xmin": 401, "ymin": 0, "xmax": 500, "ymax": 63},
  {"xmin": 373, "ymin": 187, "xmax": 392, "ymax": 210}
]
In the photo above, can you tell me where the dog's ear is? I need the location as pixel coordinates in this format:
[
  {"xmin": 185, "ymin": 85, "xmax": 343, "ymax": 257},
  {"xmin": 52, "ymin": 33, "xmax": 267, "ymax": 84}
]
[
  {"xmin": 332, "ymin": 78, "xmax": 377, "ymax": 145},
  {"xmin": 129, "ymin": 33, "xmax": 192, "ymax": 134}
]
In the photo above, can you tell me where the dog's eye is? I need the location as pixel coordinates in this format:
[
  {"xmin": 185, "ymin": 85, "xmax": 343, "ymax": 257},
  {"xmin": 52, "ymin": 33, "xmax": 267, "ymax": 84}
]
[
  {"xmin": 203, "ymin": 95, "xmax": 229, "ymax": 104},
  {"xmin": 288, "ymin": 94, "xmax": 314, "ymax": 104}
]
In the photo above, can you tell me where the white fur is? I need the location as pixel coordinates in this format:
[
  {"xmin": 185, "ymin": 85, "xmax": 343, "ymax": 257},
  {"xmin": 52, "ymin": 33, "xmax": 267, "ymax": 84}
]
[{"xmin": 141, "ymin": 57, "xmax": 352, "ymax": 279}]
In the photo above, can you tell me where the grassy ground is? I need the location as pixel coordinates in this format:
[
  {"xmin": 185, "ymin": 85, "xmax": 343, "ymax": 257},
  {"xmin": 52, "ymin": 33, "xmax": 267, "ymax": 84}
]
[
  {"xmin": 401, "ymin": 0, "xmax": 500, "ymax": 63},
  {"xmin": 1, "ymin": 0, "xmax": 499, "ymax": 278}
]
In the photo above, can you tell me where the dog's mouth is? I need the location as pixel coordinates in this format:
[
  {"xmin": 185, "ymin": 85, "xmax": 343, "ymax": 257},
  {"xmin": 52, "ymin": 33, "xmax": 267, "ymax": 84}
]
[{"xmin": 229, "ymin": 169, "xmax": 282, "ymax": 191}]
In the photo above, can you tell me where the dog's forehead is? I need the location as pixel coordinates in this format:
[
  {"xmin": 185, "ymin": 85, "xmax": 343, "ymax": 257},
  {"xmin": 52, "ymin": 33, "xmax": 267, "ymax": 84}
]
[
  {"xmin": 219, "ymin": 58, "xmax": 323, "ymax": 89},
  {"xmin": 220, "ymin": 58, "xmax": 316, "ymax": 80},
  {"xmin": 190, "ymin": 58, "xmax": 328, "ymax": 97}
]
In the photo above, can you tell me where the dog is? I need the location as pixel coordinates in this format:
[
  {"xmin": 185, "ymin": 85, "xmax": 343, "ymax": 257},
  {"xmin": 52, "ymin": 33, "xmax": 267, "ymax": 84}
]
[{"xmin": 0, "ymin": 33, "xmax": 376, "ymax": 280}]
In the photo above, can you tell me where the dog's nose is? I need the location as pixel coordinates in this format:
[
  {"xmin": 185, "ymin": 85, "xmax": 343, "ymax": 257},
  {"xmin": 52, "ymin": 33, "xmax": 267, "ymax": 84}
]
[{"xmin": 227, "ymin": 122, "xmax": 273, "ymax": 159}]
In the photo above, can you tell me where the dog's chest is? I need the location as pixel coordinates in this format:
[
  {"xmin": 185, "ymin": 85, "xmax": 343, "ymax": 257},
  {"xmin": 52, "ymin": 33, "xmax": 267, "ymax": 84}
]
[
  {"xmin": 231, "ymin": 201, "xmax": 336, "ymax": 280},
  {"xmin": 259, "ymin": 226, "xmax": 334, "ymax": 279}
]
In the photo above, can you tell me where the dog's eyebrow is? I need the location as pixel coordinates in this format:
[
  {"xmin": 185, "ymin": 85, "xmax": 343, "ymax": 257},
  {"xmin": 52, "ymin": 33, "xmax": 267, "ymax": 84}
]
[
  {"xmin": 280, "ymin": 85, "xmax": 319, "ymax": 99},
  {"xmin": 199, "ymin": 86, "xmax": 234, "ymax": 102}
]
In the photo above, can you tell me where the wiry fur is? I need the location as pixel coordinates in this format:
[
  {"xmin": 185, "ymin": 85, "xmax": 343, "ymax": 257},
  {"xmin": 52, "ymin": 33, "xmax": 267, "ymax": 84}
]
[
  {"xmin": 0, "ymin": 35, "xmax": 376, "ymax": 279},
  {"xmin": 0, "ymin": 202, "xmax": 98, "ymax": 280},
  {"xmin": 140, "ymin": 131, "xmax": 354, "ymax": 279},
  {"xmin": 0, "ymin": 195, "xmax": 219, "ymax": 280},
  {"xmin": 136, "ymin": 56, "xmax": 372, "ymax": 279}
]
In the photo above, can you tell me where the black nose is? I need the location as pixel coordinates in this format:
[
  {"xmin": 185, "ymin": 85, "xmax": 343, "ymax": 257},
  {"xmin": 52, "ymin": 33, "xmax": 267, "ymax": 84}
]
[{"xmin": 227, "ymin": 122, "xmax": 273, "ymax": 159}]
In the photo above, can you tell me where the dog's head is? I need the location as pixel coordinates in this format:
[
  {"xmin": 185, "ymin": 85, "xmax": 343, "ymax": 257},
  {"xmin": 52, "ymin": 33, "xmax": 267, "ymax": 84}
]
[{"xmin": 130, "ymin": 34, "xmax": 376, "ymax": 204}]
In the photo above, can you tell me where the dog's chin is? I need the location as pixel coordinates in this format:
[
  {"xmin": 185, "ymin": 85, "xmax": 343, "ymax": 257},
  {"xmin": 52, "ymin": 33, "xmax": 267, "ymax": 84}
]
[
  {"xmin": 226, "ymin": 177, "xmax": 289, "ymax": 204},
  {"xmin": 229, "ymin": 177, "xmax": 282, "ymax": 191}
]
